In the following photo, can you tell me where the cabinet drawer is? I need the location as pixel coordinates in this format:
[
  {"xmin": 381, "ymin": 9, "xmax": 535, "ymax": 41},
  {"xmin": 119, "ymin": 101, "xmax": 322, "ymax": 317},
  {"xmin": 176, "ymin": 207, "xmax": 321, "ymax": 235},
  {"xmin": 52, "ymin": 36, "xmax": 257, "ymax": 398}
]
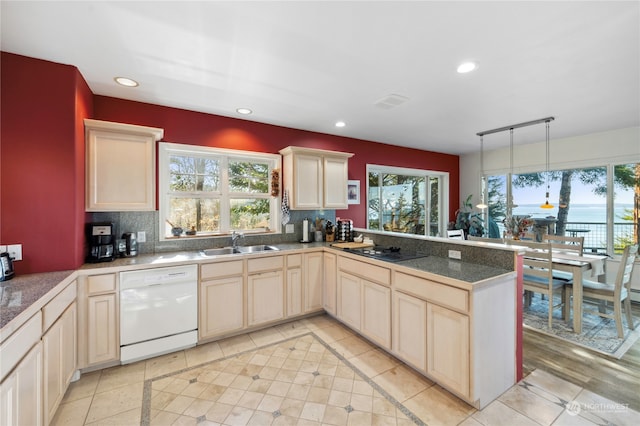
[
  {"xmin": 287, "ymin": 254, "xmax": 302, "ymax": 268},
  {"xmin": 201, "ymin": 260, "xmax": 244, "ymax": 280},
  {"xmin": 42, "ymin": 281, "xmax": 77, "ymax": 332},
  {"xmin": 338, "ymin": 257, "xmax": 390, "ymax": 286},
  {"xmin": 248, "ymin": 256, "xmax": 284, "ymax": 273},
  {"xmin": 0, "ymin": 311, "xmax": 42, "ymax": 381},
  {"xmin": 87, "ymin": 274, "xmax": 116, "ymax": 294},
  {"xmin": 395, "ymin": 272, "xmax": 468, "ymax": 312}
]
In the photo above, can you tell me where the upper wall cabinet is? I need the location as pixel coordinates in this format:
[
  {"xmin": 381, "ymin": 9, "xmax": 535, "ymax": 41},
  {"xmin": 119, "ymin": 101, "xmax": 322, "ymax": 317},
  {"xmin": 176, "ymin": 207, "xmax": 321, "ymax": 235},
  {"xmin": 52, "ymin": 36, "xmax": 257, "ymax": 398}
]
[
  {"xmin": 85, "ymin": 119, "xmax": 163, "ymax": 211},
  {"xmin": 279, "ymin": 146, "xmax": 354, "ymax": 210}
]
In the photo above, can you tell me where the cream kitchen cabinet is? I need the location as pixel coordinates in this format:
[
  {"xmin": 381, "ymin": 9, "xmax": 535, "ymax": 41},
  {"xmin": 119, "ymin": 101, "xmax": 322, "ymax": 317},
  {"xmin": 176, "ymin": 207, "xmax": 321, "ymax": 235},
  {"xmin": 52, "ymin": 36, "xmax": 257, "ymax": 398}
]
[
  {"xmin": 42, "ymin": 280, "xmax": 77, "ymax": 425},
  {"xmin": 304, "ymin": 251, "xmax": 324, "ymax": 312},
  {"xmin": 279, "ymin": 146, "xmax": 353, "ymax": 209},
  {"xmin": 392, "ymin": 291, "xmax": 427, "ymax": 372},
  {"xmin": 0, "ymin": 312, "xmax": 43, "ymax": 426},
  {"xmin": 286, "ymin": 254, "xmax": 303, "ymax": 318},
  {"xmin": 247, "ymin": 256, "xmax": 285, "ymax": 326},
  {"xmin": 427, "ymin": 302, "xmax": 470, "ymax": 398},
  {"xmin": 199, "ymin": 260, "xmax": 244, "ymax": 340},
  {"xmin": 323, "ymin": 251, "xmax": 337, "ymax": 315},
  {"xmin": 337, "ymin": 256, "xmax": 391, "ymax": 348},
  {"xmin": 0, "ymin": 341, "xmax": 43, "ymax": 426},
  {"xmin": 79, "ymin": 273, "xmax": 119, "ymax": 369},
  {"xmin": 85, "ymin": 119, "xmax": 163, "ymax": 211}
]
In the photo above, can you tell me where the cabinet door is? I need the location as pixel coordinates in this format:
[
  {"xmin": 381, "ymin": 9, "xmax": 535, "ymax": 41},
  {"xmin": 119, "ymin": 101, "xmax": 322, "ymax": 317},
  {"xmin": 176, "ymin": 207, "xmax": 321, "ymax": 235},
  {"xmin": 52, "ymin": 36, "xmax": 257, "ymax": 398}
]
[
  {"xmin": 0, "ymin": 341, "xmax": 43, "ymax": 426},
  {"xmin": 337, "ymin": 271, "xmax": 361, "ymax": 331},
  {"xmin": 361, "ymin": 281, "xmax": 391, "ymax": 349},
  {"xmin": 248, "ymin": 271, "xmax": 285, "ymax": 326},
  {"xmin": 200, "ymin": 276, "xmax": 244, "ymax": 339},
  {"xmin": 43, "ymin": 302, "xmax": 77, "ymax": 425},
  {"xmin": 85, "ymin": 120, "xmax": 162, "ymax": 211},
  {"xmin": 304, "ymin": 252, "xmax": 324, "ymax": 312},
  {"xmin": 393, "ymin": 292, "xmax": 427, "ymax": 372},
  {"xmin": 293, "ymin": 154, "xmax": 323, "ymax": 209},
  {"xmin": 323, "ymin": 156, "xmax": 349, "ymax": 209},
  {"xmin": 286, "ymin": 267, "xmax": 303, "ymax": 317},
  {"xmin": 87, "ymin": 294, "xmax": 118, "ymax": 366},
  {"xmin": 427, "ymin": 303, "xmax": 470, "ymax": 398},
  {"xmin": 323, "ymin": 252, "xmax": 337, "ymax": 315}
]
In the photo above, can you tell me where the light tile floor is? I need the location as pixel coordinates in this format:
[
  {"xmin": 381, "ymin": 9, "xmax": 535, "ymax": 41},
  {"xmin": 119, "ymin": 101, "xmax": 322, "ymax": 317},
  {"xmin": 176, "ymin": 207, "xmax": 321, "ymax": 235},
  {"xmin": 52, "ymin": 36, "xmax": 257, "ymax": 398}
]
[{"xmin": 52, "ymin": 315, "xmax": 639, "ymax": 425}]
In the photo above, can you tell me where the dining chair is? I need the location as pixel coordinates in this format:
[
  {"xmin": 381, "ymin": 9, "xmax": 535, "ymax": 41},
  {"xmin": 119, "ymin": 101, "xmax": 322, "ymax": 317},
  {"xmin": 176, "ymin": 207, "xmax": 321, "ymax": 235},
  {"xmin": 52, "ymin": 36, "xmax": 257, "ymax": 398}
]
[
  {"xmin": 543, "ymin": 234, "xmax": 584, "ymax": 254},
  {"xmin": 508, "ymin": 240, "xmax": 568, "ymax": 328},
  {"xmin": 446, "ymin": 229, "xmax": 464, "ymax": 240},
  {"xmin": 564, "ymin": 244, "xmax": 638, "ymax": 338},
  {"xmin": 542, "ymin": 234, "xmax": 585, "ymax": 282}
]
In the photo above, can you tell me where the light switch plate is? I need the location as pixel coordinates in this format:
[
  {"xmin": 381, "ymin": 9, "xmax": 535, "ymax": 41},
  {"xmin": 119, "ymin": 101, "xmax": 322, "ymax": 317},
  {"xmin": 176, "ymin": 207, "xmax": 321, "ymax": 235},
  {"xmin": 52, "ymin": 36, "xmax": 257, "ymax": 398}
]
[
  {"xmin": 137, "ymin": 231, "xmax": 146, "ymax": 243},
  {"xmin": 448, "ymin": 250, "xmax": 461, "ymax": 260},
  {"xmin": 285, "ymin": 224, "xmax": 294, "ymax": 234},
  {"xmin": 0, "ymin": 245, "xmax": 7, "ymax": 253}
]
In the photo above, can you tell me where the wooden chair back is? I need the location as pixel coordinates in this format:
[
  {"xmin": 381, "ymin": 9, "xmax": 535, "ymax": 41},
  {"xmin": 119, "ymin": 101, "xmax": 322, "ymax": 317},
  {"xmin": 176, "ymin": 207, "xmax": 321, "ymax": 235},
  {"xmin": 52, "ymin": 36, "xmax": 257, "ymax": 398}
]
[
  {"xmin": 615, "ymin": 244, "xmax": 638, "ymax": 300},
  {"xmin": 508, "ymin": 240, "xmax": 554, "ymax": 283},
  {"xmin": 542, "ymin": 234, "xmax": 584, "ymax": 255}
]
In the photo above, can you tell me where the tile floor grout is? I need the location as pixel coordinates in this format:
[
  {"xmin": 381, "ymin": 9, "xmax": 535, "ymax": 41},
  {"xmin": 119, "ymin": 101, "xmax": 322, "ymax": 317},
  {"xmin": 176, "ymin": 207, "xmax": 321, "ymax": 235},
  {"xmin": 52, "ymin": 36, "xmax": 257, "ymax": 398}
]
[{"xmin": 52, "ymin": 314, "xmax": 640, "ymax": 426}]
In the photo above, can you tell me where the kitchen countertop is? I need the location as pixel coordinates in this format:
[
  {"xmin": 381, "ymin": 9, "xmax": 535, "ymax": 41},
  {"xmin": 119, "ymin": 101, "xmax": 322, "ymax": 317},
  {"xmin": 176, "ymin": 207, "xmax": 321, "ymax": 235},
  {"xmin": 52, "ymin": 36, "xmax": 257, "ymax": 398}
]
[{"xmin": 1, "ymin": 241, "xmax": 514, "ymax": 334}]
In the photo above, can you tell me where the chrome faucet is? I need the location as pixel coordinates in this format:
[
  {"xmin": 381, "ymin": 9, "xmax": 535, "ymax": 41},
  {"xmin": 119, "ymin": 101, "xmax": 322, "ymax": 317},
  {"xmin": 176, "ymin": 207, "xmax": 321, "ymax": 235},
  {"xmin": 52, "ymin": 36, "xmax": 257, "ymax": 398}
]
[{"xmin": 231, "ymin": 231, "xmax": 244, "ymax": 249}]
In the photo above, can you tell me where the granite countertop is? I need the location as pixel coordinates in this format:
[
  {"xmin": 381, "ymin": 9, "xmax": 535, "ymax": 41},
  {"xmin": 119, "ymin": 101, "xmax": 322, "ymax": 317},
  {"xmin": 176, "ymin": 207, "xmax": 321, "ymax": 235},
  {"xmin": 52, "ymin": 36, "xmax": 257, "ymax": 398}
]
[
  {"xmin": 1, "ymin": 241, "xmax": 513, "ymax": 333},
  {"xmin": 394, "ymin": 256, "xmax": 512, "ymax": 284},
  {"xmin": 1, "ymin": 270, "xmax": 75, "ymax": 330}
]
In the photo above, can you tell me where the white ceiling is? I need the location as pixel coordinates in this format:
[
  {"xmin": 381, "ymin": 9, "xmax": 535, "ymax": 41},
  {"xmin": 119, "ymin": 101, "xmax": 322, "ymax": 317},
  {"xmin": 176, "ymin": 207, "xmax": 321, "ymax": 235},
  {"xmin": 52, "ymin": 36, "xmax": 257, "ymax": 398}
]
[{"xmin": 2, "ymin": 1, "xmax": 638, "ymax": 154}]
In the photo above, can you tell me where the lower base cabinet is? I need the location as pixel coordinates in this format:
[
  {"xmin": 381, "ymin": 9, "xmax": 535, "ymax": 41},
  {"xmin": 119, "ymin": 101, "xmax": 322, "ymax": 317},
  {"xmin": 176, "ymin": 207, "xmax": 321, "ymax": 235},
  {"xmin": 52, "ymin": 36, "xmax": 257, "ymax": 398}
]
[
  {"xmin": 427, "ymin": 302, "xmax": 470, "ymax": 398},
  {"xmin": 392, "ymin": 291, "xmax": 427, "ymax": 372},
  {"xmin": 0, "ymin": 341, "xmax": 43, "ymax": 426},
  {"xmin": 361, "ymin": 281, "xmax": 391, "ymax": 349},
  {"xmin": 248, "ymin": 270, "xmax": 284, "ymax": 325},
  {"xmin": 323, "ymin": 252, "xmax": 337, "ymax": 315},
  {"xmin": 304, "ymin": 252, "xmax": 324, "ymax": 312},
  {"xmin": 87, "ymin": 293, "xmax": 118, "ymax": 365},
  {"xmin": 43, "ymin": 302, "xmax": 77, "ymax": 425},
  {"xmin": 337, "ymin": 271, "xmax": 362, "ymax": 330},
  {"xmin": 200, "ymin": 276, "xmax": 244, "ymax": 339}
]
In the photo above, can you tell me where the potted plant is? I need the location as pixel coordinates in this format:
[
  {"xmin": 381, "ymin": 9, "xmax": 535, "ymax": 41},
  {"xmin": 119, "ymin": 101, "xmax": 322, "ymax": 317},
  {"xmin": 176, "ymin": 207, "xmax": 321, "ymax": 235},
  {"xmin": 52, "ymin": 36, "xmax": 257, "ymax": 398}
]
[{"xmin": 454, "ymin": 195, "xmax": 485, "ymax": 238}]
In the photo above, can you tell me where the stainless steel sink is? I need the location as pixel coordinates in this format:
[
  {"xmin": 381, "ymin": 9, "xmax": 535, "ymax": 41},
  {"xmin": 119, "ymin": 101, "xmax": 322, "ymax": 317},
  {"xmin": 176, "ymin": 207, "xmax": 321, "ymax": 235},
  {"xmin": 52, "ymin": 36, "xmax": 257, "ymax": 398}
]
[
  {"xmin": 200, "ymin": 245, "xmax": 279, "ymax": 257},
  {"xmin": 200, "ymin": 247, "xmax": 238, "ymax": 256},
  {"xmin": 235, "ymin": 245, "xmax": 279, "ymax": 253}
]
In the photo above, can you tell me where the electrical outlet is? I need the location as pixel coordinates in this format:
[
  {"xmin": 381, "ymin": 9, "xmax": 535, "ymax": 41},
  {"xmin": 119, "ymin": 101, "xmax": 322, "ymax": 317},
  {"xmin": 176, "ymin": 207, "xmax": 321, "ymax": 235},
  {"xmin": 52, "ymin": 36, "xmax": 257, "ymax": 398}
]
[
  {"xmin": 285, "ymin": 224, "xmax": 294, "ymax": 234},
  {"xmin": 8, "ymin": 244, "xmax": 22, "ymax": 261},
  {"xmin": 137, "ymin": 231, "xmax": 146, "ymax": 243},
  {"xmin": 448, "ymin": 249, "xmax": 461, "ymax": 260},
  {"xmin": 0, "ymin": 245, "xmax": 6, "ymax": 253}
]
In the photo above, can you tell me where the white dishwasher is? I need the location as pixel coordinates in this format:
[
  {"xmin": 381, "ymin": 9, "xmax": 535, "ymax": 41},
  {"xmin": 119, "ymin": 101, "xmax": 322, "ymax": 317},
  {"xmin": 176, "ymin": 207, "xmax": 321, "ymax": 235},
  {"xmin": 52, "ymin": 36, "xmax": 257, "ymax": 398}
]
[{"xmin": 120, "ymin": 264, "xmax": 198, "ymax": 364}]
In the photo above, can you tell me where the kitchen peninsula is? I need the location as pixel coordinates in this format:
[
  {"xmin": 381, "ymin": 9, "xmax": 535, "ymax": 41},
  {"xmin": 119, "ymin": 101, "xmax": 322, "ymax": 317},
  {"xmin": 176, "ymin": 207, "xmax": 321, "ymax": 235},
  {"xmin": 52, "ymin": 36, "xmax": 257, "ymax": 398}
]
[{"xmin": 1, "ymin": 238, "xmax": 519, "ymax": 423}]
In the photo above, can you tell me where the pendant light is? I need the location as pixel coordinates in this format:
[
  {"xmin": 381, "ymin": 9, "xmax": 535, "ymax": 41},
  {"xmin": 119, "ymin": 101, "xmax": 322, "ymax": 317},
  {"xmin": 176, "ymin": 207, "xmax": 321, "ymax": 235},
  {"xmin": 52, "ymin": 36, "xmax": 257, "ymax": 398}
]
[
  {"xmin": 540, "ymin": 120, "xmax": 554, "ymax": 209},
  {"xmin": 476, "ymin": 135, "xmax": 488, "ymax": 209}
]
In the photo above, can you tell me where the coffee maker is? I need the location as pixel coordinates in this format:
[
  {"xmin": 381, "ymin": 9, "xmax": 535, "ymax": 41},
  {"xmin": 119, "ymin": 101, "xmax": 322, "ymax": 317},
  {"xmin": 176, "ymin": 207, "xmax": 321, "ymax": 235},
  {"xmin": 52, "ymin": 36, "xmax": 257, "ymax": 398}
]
[{"xmin": 86, "ymin": 222, "xmax": 116, "ymax": 263}]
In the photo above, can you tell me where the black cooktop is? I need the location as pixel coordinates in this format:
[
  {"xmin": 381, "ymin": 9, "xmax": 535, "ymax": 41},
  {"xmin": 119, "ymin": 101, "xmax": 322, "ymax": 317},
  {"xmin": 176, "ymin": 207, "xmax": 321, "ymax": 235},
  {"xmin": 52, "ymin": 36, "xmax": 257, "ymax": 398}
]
[{"xmin": 346, "ymin": 246, "xmax": 428, "ymax": 263}]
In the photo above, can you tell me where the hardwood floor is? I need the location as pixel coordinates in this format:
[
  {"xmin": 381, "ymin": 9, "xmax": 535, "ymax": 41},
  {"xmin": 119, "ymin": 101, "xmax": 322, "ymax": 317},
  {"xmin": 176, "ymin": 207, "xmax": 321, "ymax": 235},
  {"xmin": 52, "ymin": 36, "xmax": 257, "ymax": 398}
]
[{"xmin": 523, "ymin": 301, "xmax": 640, "ymax": 412}]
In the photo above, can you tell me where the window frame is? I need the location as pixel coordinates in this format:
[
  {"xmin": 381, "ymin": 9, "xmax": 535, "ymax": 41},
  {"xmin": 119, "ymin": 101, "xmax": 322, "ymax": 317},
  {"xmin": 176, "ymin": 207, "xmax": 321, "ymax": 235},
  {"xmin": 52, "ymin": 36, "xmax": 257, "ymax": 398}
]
[
  {"xmin": 366, "ymin": 164, "xmax": 449, "ymax": 237},
  {"xmin": 158, "ymin": 142, "xmax": 281, "ymax": 241}
]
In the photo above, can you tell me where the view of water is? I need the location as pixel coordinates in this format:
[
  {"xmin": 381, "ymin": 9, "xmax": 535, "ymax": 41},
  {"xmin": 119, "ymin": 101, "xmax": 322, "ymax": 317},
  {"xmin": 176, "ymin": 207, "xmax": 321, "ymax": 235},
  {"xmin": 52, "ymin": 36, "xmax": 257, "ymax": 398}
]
[{"xmin": 511, "ymin": 204, "xmax": 634, "ymax": 223}]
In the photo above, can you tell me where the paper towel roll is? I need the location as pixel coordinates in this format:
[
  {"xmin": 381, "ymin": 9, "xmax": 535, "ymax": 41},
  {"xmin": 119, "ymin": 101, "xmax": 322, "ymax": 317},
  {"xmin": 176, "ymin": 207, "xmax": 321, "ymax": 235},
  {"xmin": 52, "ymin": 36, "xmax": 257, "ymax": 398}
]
[{"xmin": 302, "ymin": 218, "xmax": 309, "ymax": 242}]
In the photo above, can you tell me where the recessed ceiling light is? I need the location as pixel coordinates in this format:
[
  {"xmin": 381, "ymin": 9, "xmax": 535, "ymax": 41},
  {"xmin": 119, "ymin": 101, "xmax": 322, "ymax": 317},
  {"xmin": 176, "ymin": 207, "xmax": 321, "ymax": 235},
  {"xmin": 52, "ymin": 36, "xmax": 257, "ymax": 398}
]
[
  {"xmin": 457, "ymin": 62, "xmax": 477, "ymax": 73},
  {"xmin": 335, "ymin": 121, "xmax": 346, "ymax": 128},
  {"xmin": 114, "ymin": 76, "xmax": 139, "ymax": 87},
  {"xmin": 236, "ymin": 108, "xmax": 252, "ymax": 115}
]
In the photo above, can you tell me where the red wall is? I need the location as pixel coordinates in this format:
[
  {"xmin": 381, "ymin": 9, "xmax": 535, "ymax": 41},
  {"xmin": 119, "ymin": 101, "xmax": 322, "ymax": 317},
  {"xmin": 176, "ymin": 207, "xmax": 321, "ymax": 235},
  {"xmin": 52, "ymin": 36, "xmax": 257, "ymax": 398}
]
[
  {"xmin": 94, "ymin": 96, "xmax": 460, "ymax": 227},
  {"xmin": 0, "ymin": 52, "xmax": 92, "ymax": 274},
  {"xmin": 0, "ymin": 51, "xmax": 458, "ymax": 274}
]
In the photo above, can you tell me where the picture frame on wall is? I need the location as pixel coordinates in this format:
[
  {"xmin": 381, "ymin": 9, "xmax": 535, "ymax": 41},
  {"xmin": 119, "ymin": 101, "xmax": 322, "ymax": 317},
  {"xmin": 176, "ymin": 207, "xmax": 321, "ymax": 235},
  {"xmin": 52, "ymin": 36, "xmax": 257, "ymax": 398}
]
[{"xmin": 347, "ymin": 180, "xmax": 360, "ymax": 204}]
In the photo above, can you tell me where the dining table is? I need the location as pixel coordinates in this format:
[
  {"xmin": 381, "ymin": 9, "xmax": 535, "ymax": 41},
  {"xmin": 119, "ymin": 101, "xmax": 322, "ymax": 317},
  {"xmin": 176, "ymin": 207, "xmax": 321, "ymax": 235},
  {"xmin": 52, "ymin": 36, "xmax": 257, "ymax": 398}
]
[{"xmin": 544, "ymin": 251, "xmax": 607, "ymax": 333}]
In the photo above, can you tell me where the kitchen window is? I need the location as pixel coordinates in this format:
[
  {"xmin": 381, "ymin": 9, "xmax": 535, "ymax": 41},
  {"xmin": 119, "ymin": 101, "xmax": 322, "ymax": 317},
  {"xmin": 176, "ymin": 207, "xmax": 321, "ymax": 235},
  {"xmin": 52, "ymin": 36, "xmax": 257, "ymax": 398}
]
[
  {"xmin": 159, "ymin": 143, "xmax": 280, "ymax": 239},
  {"xmin": 367, "ymin": 165, "xmax": 448, "ymax": 237}
]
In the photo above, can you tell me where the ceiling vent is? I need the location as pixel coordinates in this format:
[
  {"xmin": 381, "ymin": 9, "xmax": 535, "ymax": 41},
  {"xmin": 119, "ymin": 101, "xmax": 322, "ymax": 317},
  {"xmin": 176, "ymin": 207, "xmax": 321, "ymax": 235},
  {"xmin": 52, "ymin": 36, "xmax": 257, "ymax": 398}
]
[{"xmin": 374, "ymin": 94, "xmax": 409, "ymax": 109}]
